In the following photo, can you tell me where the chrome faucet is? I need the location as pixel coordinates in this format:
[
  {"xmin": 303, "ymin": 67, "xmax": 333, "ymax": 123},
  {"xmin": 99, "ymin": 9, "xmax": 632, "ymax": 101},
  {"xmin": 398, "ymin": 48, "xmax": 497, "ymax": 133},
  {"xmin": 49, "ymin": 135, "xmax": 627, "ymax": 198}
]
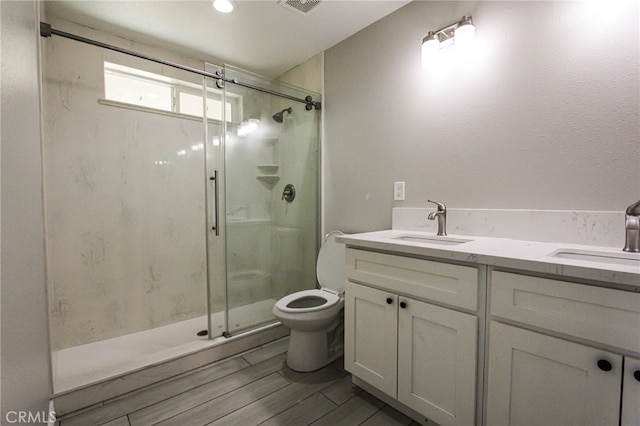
[
  {"xmin": 427, "ymin": 200, "xmax": 447, "ymax": 236},
  {"xmin": 624, "ymin": 199, "xmax": 640, "ymax": 252}
]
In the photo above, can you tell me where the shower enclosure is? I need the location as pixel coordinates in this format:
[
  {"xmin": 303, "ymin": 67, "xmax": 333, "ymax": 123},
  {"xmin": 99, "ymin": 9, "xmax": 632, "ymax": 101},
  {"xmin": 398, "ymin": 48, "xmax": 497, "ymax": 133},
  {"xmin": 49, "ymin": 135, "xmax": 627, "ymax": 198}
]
[{"xmin": 41, "ymin": 25, "xmax": 320, "ymax": 394}]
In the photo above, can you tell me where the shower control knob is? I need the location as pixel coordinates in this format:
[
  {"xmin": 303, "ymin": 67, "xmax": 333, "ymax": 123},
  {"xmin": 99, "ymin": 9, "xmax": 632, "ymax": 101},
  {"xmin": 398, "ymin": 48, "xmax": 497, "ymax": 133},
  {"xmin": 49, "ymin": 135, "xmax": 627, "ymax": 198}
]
[{"xmin": 282, "ymin": 184, "xmax": 296, "ymax": 202}]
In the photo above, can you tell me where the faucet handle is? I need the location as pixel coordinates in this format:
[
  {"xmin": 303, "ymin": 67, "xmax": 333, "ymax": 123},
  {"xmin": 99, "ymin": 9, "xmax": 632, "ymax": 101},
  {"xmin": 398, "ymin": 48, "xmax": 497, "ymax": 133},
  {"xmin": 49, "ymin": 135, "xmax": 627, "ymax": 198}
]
[{"xmin": 428, "ymin": 199, "xmax": 447, "ymax": 211}]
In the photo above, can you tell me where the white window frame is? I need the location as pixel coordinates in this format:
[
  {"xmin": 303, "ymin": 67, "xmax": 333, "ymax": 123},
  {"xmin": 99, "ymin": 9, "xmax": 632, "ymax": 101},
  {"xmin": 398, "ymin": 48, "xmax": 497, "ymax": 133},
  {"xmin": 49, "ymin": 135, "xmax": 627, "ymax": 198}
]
[{"xmin": 102, "ymin": 61, "xmax": 240, "ymax": 123}]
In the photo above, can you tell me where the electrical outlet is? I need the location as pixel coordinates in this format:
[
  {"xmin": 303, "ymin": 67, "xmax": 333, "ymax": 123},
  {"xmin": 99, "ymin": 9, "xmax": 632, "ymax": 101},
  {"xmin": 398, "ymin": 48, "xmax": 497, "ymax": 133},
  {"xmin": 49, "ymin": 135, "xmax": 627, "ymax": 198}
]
[{"xmin": 394, "ymin": 182, "xmax": 405, "ymax": 201}]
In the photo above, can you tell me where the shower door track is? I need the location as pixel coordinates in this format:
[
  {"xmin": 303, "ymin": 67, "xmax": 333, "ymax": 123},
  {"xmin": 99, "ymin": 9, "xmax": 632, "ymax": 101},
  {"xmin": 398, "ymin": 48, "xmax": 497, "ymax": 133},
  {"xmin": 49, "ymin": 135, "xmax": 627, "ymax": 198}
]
[{"xmin": 39, "ymin": 22, "xmax": 321, "ymax": 110}]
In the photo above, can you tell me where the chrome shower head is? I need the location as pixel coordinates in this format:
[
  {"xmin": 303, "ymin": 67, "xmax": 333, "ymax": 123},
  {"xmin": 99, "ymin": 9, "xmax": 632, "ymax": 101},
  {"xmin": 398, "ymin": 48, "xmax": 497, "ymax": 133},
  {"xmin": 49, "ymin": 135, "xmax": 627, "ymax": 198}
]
[{"xmin": 272, "ymin": 107, "xmax": 292, "ymax": 123}]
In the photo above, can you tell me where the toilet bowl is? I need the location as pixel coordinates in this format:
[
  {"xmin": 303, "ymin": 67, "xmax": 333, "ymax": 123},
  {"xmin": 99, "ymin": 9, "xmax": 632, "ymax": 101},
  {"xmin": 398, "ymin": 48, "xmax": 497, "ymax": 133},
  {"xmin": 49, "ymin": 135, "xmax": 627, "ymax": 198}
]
[{"xmin": 272, "ymin": 231, "xmax": 345, "ymax": 372}]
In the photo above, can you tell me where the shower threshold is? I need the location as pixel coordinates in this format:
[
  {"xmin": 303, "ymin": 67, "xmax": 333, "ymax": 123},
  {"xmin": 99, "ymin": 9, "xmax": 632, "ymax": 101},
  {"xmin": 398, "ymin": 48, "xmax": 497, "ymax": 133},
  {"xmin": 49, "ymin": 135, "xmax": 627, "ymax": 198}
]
[{"xmin": 52, "ymin": 299, "xmax": 277, "ymax": 394}]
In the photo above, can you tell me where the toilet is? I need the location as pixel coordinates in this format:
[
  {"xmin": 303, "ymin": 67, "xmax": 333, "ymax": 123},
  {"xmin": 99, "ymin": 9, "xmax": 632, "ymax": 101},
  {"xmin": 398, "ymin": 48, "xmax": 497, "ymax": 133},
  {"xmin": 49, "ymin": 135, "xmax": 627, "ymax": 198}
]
[{"xmin": 272, "ymin": 231, "xmax": 346, "ymax": 372}]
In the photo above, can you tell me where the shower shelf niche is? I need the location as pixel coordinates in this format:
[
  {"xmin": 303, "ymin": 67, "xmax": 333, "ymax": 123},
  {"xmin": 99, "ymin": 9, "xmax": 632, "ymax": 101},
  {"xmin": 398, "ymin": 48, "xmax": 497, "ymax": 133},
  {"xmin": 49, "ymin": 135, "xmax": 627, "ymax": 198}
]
[
  {"xmin": 256, "ymin": 168, "xmax": 280, "ymax": 184},
  {"xmin": 256, "ymin": 175, "xmax": 280, "ymax": 184},
  {"xmin": 257, "ymin": 164, "xmax": 279, "ymax": 174},
  {"xmin": 256, "ymin": 139, "xmax": 280, "ymax": 186}
]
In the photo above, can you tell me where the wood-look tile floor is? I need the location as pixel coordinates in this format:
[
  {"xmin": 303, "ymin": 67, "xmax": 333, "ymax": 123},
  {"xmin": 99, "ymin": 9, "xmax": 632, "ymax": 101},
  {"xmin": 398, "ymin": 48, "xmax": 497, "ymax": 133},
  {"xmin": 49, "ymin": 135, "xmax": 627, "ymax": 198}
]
[{"xmin": 59, "ymin": 338, "xmax": 421, "ymax": 426}]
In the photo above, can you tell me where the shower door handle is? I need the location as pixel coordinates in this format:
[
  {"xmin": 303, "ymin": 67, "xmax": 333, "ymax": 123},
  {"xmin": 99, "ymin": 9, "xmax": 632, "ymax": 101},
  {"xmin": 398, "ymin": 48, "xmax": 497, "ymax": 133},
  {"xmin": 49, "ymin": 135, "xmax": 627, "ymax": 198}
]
[{"xmin": 210, "ymin": 170, "xmax": 220, "ymax": 236}]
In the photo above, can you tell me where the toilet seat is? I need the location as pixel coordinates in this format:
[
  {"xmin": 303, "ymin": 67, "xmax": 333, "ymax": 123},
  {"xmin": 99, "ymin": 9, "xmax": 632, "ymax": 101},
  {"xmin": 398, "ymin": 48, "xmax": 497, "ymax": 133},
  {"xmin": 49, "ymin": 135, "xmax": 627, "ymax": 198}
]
[
  {"xmin": 275, "ymin": 289, "xmax": 340, "ymax": 313},
  {"xmin": 274, "ymin": 231, "xmax": 346, "ymax": 314}
]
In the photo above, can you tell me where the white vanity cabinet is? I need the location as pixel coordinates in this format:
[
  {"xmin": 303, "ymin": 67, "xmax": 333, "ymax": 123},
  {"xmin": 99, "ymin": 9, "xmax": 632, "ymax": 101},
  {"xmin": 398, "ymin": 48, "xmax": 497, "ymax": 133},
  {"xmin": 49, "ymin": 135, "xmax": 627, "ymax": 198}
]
[
  {"xmin": 486, "ymin": 271, "xmax": 640, "ymax": 426},
  {"xmin": 622, "ymin": 356, "xmax": 640, "ymax": 425},
  {"xmin": 344, "ymin": 249, "xmax": 479, "ymax": 426}
]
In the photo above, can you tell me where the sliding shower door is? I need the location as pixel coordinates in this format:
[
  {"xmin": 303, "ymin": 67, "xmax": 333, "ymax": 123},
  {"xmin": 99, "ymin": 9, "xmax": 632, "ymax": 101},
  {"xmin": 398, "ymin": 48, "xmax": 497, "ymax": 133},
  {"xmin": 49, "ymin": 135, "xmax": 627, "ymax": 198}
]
[
  {"xmin": 213, "ymin": 65, "xmax": 321, "ymax": 335},
  {"xmin": 43, "ymin": 40, "xmax": 212, "ymax": 391}
]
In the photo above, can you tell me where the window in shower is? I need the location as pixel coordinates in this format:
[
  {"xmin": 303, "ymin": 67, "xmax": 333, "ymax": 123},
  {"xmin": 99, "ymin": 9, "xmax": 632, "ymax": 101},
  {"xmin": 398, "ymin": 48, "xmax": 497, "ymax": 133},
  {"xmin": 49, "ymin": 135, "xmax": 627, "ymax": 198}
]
[
  {"xmin": 103, "ymin": 61, "xmax": 238, "ymax": 122},
  {"xmin": 177, "ymin": 88, "xmax": 232, "ymax": 121},
  {"xmin": 104, "ymin": 68, "xmax": 173, "ymax": 111}
]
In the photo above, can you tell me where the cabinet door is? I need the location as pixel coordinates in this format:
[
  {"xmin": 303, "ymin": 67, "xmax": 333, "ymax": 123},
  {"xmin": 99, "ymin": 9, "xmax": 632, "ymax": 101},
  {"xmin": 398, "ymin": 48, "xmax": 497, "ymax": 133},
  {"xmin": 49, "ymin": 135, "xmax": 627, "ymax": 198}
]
[
  {"xmin": 487, "ymin": 321, "xmax": 622, "ymax": 426},
  {"xmin": 397, "ymin": 298, "xmax": 477, "ymax": 426},
  {"xmin": 344, "ymin": 281, "xmax": 398, "ymax": 398},
  {"xmin": 622, "ymin": 356, "xmax": 640, "ymax": 426}
]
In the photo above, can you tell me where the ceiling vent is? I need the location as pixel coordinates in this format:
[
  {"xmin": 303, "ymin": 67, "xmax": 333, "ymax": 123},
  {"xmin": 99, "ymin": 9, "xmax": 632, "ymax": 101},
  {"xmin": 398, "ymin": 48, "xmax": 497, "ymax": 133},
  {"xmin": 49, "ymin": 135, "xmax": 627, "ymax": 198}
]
[{"xmin": 278, "ymin": 0, "xmax": 322, "ymax": 15}]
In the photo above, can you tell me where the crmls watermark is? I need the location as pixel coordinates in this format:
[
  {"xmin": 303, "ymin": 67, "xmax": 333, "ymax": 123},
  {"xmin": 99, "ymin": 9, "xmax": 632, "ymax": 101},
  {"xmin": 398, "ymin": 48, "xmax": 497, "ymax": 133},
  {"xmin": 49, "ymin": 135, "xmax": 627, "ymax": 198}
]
[{"xmin": 4, "ymin": 411, "xmax": 57, "ymax": 424}]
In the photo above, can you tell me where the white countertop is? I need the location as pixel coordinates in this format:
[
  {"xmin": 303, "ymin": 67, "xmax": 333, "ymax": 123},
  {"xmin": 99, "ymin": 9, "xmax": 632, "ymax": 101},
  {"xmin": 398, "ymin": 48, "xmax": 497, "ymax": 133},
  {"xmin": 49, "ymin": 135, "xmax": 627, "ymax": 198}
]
[{"xmin": 337, "ymin": 230, "xmax": 640, "ymax": 290}]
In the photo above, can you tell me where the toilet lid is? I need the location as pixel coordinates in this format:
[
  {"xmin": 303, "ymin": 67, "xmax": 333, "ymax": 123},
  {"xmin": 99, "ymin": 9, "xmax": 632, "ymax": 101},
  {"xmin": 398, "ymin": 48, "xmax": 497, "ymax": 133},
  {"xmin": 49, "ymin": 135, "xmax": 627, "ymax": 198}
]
[{"xmin": 316, "ymin": 231, "xmax": 346, "ymax": 293}]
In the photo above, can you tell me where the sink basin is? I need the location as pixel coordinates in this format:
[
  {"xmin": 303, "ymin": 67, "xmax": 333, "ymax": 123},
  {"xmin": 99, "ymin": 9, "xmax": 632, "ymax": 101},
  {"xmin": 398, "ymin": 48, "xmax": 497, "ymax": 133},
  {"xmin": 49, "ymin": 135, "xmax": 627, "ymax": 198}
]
[
  {"xmin": 549, "ymin": 249, "xmax": 640, "ymax": 267},
  {"xmin": 391, "ymin": 235, "xmax": 473, "ymax": 246}
]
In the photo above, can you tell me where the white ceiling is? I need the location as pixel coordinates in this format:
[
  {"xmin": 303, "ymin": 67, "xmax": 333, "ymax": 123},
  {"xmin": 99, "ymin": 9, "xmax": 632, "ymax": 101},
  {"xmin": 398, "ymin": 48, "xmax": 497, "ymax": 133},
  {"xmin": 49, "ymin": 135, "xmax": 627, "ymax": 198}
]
[{"xmin": 44, "ymin": 0, "xmax": 412, "ymax": 78}]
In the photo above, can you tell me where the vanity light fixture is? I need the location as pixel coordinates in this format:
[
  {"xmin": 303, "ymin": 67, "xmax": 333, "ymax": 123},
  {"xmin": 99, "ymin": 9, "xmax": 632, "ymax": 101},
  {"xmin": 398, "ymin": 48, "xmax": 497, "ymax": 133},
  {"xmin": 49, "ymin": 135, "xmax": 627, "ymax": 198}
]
[{"xmin": 421, "ymin": 15, "xmax": 475, "ymax": 68}]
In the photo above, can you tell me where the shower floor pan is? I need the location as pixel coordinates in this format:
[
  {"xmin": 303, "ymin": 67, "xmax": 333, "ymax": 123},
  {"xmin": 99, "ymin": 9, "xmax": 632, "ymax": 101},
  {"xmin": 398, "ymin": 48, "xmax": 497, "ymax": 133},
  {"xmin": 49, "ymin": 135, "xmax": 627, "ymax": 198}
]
[{"xmin": 53, "ymin": 299, "xmax": 277, "ymax": 394}]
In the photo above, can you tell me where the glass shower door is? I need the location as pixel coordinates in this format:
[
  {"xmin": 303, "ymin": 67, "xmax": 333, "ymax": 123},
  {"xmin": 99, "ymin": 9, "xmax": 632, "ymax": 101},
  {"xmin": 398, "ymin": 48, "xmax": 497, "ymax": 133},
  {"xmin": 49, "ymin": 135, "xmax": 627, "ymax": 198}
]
[
  {"xmin": 221, "ymin": 66, "xmax": 320, "ymax": 335},
  {"xmin": 43, "ymin": 45, "xmax": 213, "ymax": 390}
]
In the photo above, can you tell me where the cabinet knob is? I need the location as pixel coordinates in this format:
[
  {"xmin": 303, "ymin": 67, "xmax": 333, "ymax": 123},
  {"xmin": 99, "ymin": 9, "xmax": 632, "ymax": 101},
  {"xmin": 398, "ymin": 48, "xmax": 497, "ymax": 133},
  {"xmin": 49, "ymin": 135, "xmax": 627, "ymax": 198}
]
[
  {"xmin": 386, "ymin": 298, "xmax": 393, "ymax": 305},
  {"xmin": 400, "ymin": 301, "xmax": 407, "ymax": 309},
  {"xmin": 597, "ymin": 359, "xmax": 613, "ymax": 372},
  {"xmin": 634, "ymin": 370, "xmax": 640, "ymax": 382}
]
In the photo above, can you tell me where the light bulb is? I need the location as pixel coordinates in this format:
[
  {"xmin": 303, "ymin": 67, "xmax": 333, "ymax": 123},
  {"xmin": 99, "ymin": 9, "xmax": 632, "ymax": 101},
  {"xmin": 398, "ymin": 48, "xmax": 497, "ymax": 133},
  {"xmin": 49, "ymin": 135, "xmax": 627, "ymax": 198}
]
[
  {"xmin": 421, "ymin": 33, "xmax": 440, "ymax": 68},
  {"xmin": 213, "ymin": 0, "xmax": 234, "ymax": 13},
  {"xmin": 454, "ymin": 17, "xmax": 475, "ymax": 49}
]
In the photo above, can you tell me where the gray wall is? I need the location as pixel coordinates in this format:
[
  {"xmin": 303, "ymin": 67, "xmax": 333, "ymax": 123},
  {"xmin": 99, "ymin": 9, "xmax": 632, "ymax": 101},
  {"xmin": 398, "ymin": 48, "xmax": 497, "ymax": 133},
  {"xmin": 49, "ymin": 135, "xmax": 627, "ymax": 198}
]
[
  {"xmin": 324, "ymin": 1, "xmax": 639, "ymax": 233},
  {"xmin": 1, "ymin": 0, "xmax": 53, "ymax": 420}
]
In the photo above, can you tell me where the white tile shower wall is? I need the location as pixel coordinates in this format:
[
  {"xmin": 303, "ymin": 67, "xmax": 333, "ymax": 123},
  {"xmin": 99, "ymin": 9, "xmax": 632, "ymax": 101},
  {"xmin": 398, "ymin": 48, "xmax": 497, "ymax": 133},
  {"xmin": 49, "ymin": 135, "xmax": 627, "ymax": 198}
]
[
  {"xmin": 43, "ymin": 21, "xmax": 210, "ymax": 350},
  {"xmin": 392, "ymin": 208, "xmax": 625, "ymax": 248},
  {"xmin": 271, "ymin": 227, "xmax": 304, "ymax": 299}
]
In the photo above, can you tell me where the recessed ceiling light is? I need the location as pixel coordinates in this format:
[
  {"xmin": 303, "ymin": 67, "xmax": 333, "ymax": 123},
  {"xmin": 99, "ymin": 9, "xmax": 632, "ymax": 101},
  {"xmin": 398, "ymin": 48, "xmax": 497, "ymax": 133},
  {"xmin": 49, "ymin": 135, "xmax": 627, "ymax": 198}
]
[{"xmin": 213, "ymin": 0, "xmax": 235, "ymax": 14}]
